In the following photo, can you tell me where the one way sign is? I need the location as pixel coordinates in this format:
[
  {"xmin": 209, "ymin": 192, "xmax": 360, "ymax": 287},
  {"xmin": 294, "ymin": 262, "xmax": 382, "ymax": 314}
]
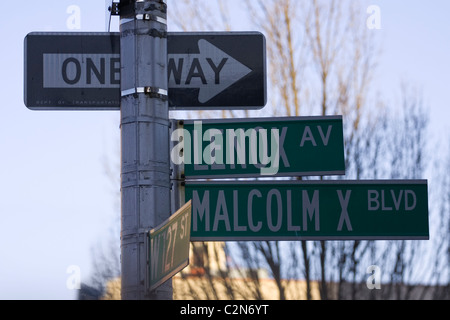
[
  {"xmin": 168, "ymin": 32, "xmax": 266, "ymax": 110},
  {"xmin": 24, "ymin": 32, "xmax": 266, "ymax": 110}
]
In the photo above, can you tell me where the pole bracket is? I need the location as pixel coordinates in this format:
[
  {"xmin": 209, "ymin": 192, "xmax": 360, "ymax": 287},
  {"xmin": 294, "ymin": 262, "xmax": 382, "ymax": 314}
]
[
  {"xmin": 120, "ymin": 13, "xmax": 167, "ymax": 26},
  {"xmin": 109, "ymin": 2, "xmax": 120, "ymax": 16},
  {"xmin": 137, "ymin": 13, "xmax": 167, "ymax": 25},
  {"xmin": 121, "ymin": 87, "xmax": 168, "ymax": 101}
]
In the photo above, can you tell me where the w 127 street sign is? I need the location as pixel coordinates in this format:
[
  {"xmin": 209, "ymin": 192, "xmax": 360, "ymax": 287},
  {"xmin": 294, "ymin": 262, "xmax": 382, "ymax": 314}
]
[
  {"xmin": 24, "ymin": 32, "xmax": 266, "ymax": 110},
  {"xmin": 185, "ymin": 180, "xmax": 429, "ymax": 241},
  {"xmin": 146, "ymin": 201, "xmax": 192, "ymax": 292},
  {"xmin": 172, "ymin": 116, "xmax": 345, "ymax": 178}
]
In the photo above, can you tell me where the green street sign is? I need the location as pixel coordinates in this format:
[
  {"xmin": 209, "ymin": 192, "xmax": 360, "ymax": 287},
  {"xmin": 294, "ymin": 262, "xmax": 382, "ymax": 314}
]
[
  {"xmin": 146, "ymin": 201, "xmax": 192, "ymax": 292},
  {"xmin": 185, "ymin": 180, "xmax": 429, "ymax": 241},
  {"xmin": 171, "ymin": 116, "xmax": 345, "ymax": 179}
]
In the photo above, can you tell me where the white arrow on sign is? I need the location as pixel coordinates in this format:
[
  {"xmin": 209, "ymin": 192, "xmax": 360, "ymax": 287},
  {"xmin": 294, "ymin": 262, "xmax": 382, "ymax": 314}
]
[{"xmin": 168, "ymin": 39, "xmax": 252, "ymax": 103}]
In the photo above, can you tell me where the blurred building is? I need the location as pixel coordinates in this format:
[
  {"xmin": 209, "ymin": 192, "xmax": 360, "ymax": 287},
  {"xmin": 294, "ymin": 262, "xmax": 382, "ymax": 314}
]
[{"xmin": 97, "ymin": 242, "xmax": 448, "ymax": 300}]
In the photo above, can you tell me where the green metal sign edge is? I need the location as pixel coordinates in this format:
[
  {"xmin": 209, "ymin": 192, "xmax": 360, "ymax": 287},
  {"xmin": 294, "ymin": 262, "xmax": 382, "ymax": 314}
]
[{"xmin": 185, "ymin": 180, "xmax": 429, "ymax": 241}]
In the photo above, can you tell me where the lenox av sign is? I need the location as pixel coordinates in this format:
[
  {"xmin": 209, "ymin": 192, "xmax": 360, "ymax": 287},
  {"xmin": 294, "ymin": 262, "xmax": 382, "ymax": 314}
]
[
  {"xmin": 173, "ymin": 116, "xmax": 345, "ymax": 178},
  {"xmin": 24, "ymin": 32, "xmax": 266, "ymax": 110}
]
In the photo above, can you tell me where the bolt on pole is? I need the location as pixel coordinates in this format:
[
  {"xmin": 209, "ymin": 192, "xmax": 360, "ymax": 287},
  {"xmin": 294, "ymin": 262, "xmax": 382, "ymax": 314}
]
[{"xmin": 119, "ymin": 0, "xmax": 171, "ymax": 300}]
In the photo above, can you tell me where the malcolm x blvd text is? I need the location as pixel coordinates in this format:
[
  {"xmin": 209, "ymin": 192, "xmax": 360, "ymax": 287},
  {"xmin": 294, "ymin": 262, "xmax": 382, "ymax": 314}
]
[{"xmin": 185, "ymin": 181, "xmax": 429, "ymax": 241}]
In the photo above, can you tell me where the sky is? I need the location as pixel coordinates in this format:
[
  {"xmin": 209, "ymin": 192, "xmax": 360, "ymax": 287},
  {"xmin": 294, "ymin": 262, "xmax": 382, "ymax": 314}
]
[{"xmin": 0, "ymin": 0, "xmax": 449, "ymax": 300}]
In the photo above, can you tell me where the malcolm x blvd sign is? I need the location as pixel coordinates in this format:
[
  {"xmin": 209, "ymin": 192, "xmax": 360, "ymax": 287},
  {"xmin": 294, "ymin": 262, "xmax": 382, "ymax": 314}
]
[
  {"xmin": 185, "ymin": 180, "xmax": 429, "ymax": 241},
  {"xmin": 24, "ymin": 32, "xmax": 266, "ymax": 110}
]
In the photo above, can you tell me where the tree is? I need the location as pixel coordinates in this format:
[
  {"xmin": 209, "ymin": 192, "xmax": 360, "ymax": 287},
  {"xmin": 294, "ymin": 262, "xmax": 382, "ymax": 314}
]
[
  {"xmin": 90, "ymin": 0, "xmax": 449, "ymax": 300},
  {"xmin": 168, "ymin": 0, "xmax": 448, "ymax": 300},
  {"xmin": 243, "ymin": 0, "xmax": 379, "ymax": 300},
  {"xmin": 79, "ymin": 145, "xmax": 121, "ymax": 300}
]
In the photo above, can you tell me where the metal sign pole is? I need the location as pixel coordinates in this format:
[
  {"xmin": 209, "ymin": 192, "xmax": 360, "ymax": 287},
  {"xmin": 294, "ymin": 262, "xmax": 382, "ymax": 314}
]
[{"xmin": 119, "ymin": 0, "xmax": 171, "ymax": 300}]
